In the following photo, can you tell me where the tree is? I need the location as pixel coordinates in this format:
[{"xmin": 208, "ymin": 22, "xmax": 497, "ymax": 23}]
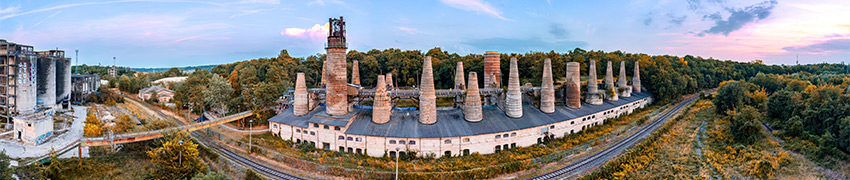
[
  {"xmin": 0, "ymin": 150, "xmax": 13, "ymax": 180},
  {"xmin": 766, "ymin": 90, "xmax": 800, "ymax": 120},
  {"xmin": 204, "ymin": 74, "xmax": 234, "ymax": 114},
  {"xmin": 191, "ymin": 171, "xmax": 232, "ymax": 180},
  {"xmin": 162, "ymin": 67, "xmax": 184, "ymax": 78},
  {"xmin": 115, "ymin": 114, "xmax": 135, "ymax": 133},
  {"xmin": 146, "ymin": 132, "xmax": 207, "ymax": 180},
  {"xmin": 714, "ymin": 81, "xmax": 748, "ymax": 115},
  {"xmin": 244, "ymin": 168, "xmax": 266, "ymax": 180},
  {"xmin": 729, "ymin": 105, "xmax": 764, "ymax": 145},
  {"xmin": 84, "ymin": 114, "xmax": 103, "ymax": 137}
]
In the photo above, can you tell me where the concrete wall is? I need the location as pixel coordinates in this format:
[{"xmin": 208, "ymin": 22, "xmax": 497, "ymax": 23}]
[
  {"xmin": 13, "ymin": 116, "xmax": 53, "ymax": 145},
  {"xmin": 36, "ymin": 57, "xmax": 56, "ymax": 107},
  {"xmin": 272, "ymin": 96, "xmax": 653, "ymax": 158}
]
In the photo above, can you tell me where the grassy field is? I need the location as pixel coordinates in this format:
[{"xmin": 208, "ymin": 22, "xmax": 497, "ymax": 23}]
[{"xmin": 592, "ymin": 99, "xmax": 842, "ymax": 179}]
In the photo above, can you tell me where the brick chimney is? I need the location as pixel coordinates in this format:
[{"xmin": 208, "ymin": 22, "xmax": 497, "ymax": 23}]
[
  {"xmin": 352, "ymin": 60, "xmax": 361, "ymax": 86},
  {"xmin": 540, "ymin": 58, "xmax": 555, "ymax": 113},
  {"xmin": 633, "ymin": 61, "xmax": 641, "ymax": 93},
  {"xmin": 585, "ymin": 60, "xmax": 603, "ymax": 105},
  {"xmin": 565, "ymin": 62, "xmax": 581, "ymax": 109},
  {"xmin": 419, "ymin": 56, "xmax": 437, "ymax": 124},
  {"xmin": 372, "ymin": 75, "xmax": 391, "ymax": 124},
  {"xmin": 294, "ymin": 73, "xmax": 309, "ymax": 116},
  {"xmin": 464, "ymin": 72, "xmax": 483, "ymax": 122},
  {"xmin": 455, "ymin": 61, "xmax": 465, "ymax": 90},
  {"xmin": 505, "ymin": 57, "xmax": 522, "ymax": 118}
]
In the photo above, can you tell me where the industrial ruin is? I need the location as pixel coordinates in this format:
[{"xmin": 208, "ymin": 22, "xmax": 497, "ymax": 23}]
[
  {"xmin": 2, "ymin": 39, "xmax": 74, "ymax": 144},
  {"xmin": 269, "ymin": 17, "xmax": 652, "ymax": 158}
]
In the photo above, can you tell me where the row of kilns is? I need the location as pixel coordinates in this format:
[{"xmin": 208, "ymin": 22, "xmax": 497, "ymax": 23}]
[{"xmin": 293, "ymin": 55, "xmax": 642, "ymax": 125}]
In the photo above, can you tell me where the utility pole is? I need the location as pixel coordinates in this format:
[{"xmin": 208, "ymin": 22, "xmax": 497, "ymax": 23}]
[{"xmin": 249, "ymin": 119, "xmax": 253, "ymax": 154}]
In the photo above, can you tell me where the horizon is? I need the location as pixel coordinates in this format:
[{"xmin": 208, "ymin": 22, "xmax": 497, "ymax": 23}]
[{"xmin": 1, "ymin": 0, "xmax": 848, "ymax": 67}]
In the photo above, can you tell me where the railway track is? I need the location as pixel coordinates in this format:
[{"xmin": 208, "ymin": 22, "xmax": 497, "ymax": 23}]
[
  {"xmin": 527, "ymin": 95, "xmax": 699, "ymax": 180},
  {"xmin": 191, "ymin": 132, "xmax": 306, "ymax": 180}
]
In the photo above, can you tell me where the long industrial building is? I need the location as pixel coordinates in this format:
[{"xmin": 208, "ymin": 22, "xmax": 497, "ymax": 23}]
[
  {"xmin": 269, "ymin": 17, "xmax": 652, "ymax": 158},
  {"xmin": 2, "ymin": 39, "xmax": 73, "ymax": 144}
]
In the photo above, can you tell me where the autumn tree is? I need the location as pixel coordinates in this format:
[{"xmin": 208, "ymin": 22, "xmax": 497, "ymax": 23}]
[
  {"xmin": 146, "ymin": 132, "xmax": 207, "ymax": 180},
  {"xmin": 83, "ymin": 114, "xmax": 103, "ymax": 137}
]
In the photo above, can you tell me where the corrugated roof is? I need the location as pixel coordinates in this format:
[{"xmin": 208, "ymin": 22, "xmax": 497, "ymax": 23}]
[{"xmin": 272, "ymin": 92, "xmax": 651, "ymax": 138}]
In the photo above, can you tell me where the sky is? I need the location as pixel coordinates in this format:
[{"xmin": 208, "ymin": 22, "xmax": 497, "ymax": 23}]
[{"xmin": 0, "ymin": 0, "xmax": 848, "ymax": 67}]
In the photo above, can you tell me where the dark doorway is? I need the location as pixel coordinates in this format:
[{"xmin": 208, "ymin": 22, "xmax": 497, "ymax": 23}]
[{"xmin": 322, "ymin": 143, "xmax": 330, "ymax": 150}]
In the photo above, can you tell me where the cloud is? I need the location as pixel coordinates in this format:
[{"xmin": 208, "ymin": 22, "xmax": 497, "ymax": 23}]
[
  {"xmin": 699, "ymin": 0, "xmax": 777, "ymax": 36},
  {"xmin": 782, "ymin": 39, "xmax": 850, "ymax": 54},
  {"xmin": 440, "ymin": 0, "xmax": 511, "ymax": 21},
  {"xmin": 548, "ymin": 23, "xmax": 568, "ymax": 38},
  {"xmin": 643, "ymin": 17, "xmax": 653, "ymax": 26},
  {"xmin": 308, "ymin": 0, "xmax": 345, "ymax": 6},
  {"xmin": 667, "ymin": 13, "xmax": 686, "ymax": 26},
  {"xmin": 229, "ymin": 9, "xmax": 261, "ymax": 18},
  {"xmin": 0, "ymin": 5, "xmax": 20, "ymax": 14},
  {"xmin": 464, "ymin": 37, "xmax": 587, "ymax": 52},
  {"xmin": 32, "ymin": 10, "xmax": 63, "ymax": 28},
  {"xmin": 237, "ymin": 0, "xmax": 280, "ymax": 4},
  {"xmin": 398, "ymin": 27, "xmax": 420, "ymax": 35},
  {"xmin": 281, "ymin": 23, "xmax": 329, "ymax": 40}
]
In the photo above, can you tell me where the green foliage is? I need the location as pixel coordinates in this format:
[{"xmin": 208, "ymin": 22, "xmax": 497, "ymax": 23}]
[
  {"xmin": 73, "ymin": 64, "xmax": 132, "ymax": 77},
  {"xmin": 244, "ymin": 168, "xmax": 267, "ymax": 180},
  {"xmin": 203, "ymin": 74, "xmax": 234, "ymax": 113},
  {"xmin": 85, "ymin": 85, "xmax": 125, "ymax": 104},
  {"xmin": 0, "ymin": 150, "xmax": 12, "ymax": 180},
  {"xmin": 748, "ymin": 159, "xmax": 777, "ymax": 179},
  {"xmin": 146, "ymin": 132, "xmax": 208, "ymax": 180},
  {"xmin": 191, "ymin": 171, "xmax": 232, "ymax": 180},
  {"xmin": 714, "ymin": 81, "xmax": 749, "ymax": 115},
  {"xmin": 766, "ymin": 90, "xmax": 800, "ymax": 120},
  {"xmin": 729, "ymin": 105, "xmax": 764, "ymax": 145}
]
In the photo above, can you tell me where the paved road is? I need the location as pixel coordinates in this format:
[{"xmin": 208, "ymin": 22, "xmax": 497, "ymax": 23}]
[{"xmin": 526, "ymin": 94, "xmax": 699, "ymax": 180}]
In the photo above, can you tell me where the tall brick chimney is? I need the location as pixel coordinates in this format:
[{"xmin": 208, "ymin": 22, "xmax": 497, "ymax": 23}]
[
  {"xmin": 585, "ymin": 60, "xmax": 602, "ymax": 105},
  {"xmin": 540, "ymin": 58, "xmax": 555, "ymax": 113},
  {"xmin": 455, "ymin": 61, "xmax": 465, "ymax": 90},
  {"xmin": 605, "ymin": 61, "xmax": 619, "ymax": 101},
  {"xmin": 386, "ymin": 73, "xmax": 394, "ymax": 90},
  {"xmin": 565, "ymin": 62, "xmax": 581, "ymax": 109},
  {"xmin": 419, "ymin": 56, "xmax": 437, "ymax": 124},
  {"xmin": 464, "ymin": 72, "xmax": 483, "ymax": 122},
  {"xmin": 372, "ymin": 75, "xmax": 391, "ymax": 124},
  {"xmin": 352, "ymin": 60, "xmax": 361, "ymax": 86},
  {"xmin": 294, "ymin": 73, "xmax": 309, "ymax": 116},
  {"xmin": 325, "ymin": 16, "xmax": 349, "ymax": 116},
  {"xmin": 633, "ymin": 61, "xmax": 641, "ymax": 93},
  {"xmin": 618, "ymin": 61, "xmax": 631, "ymax": 98},
  {"xmin": 321, "ymin": 60, "xmax": 328, "ymax": 85},
  {"xmin": 505, "ymin": 57, "xmax": 522, "ymax": 118},
  {"xmin": 483, "ymin": 51, "xmax": 500, "ymax": 88}
]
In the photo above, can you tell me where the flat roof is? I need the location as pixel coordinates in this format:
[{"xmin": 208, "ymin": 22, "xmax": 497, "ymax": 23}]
[{"xmin": 271, "ymin": 92, "xmax": 651, "ymax": 138}]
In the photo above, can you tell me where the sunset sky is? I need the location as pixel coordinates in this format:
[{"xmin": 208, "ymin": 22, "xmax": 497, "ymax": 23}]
[{"xmin": 0, "ymin": 0, "xmax": 847, "ymax": 67}]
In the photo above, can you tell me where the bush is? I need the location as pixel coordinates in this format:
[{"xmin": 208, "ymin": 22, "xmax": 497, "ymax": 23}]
[
  {"xmin": 244, "ymin": 168, "xmax": 266, "ymax": 180},
  {"xmin": 729, "ymin": 106, "xmax": 764, "ymax": 145}
]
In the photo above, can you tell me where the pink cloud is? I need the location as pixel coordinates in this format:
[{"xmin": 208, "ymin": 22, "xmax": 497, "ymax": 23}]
[
  {"xmin": 440, "ymin": 0, "xmax": 511, "ymax": 21},
  {"xmin": 281, "ymin": 23, "xmax": 329, "ymax": 40}
]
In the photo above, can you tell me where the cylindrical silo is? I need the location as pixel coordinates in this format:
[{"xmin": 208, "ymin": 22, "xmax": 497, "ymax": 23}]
[
  {"xmin": 37, "ymin": 56, "xmax": 56, "ymax": 107},
  {"xmin": 55, "ymin": 58, "xmax": 72, "ymax": 104}
]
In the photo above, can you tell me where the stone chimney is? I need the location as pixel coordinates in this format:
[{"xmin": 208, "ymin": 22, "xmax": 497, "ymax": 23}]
[
  {"xmin": 565, "ymin": 62, "xmax": 581, "ymax": 109},
  {"xmin": 294, "ymin": 73, "xmax": 309, "ymax": 116},
  {"xmin": 372, "ymin": 75, "xmax": 391, "ymax": 124},
  {"xmin": 484, "ymin": 51, "xmax": 501, "ymax": 88},
  {"xmin": 605, "ymin": 61, "xmax": 619, "ymax": 101},
  {"xmin": 351, "ymin": 60, "xmax": 361, "ymax": 86},
  {"xmin": 326, "ymin": 50, "xmax": 348, "ymax": 116},
  {"xmin": 455, "ymin": 61, "xmax": 465, "ymax": 90},
  {"xmin": 540, "ymin": 58, "xmax": 555, "ymax": 113},
  {"xmin": 618, "ymin": 61, "xmax": 631, "ymax": 97},
  {"xmin": 464, "ymin": 72, "xmax": 483, "ymax": 122},
  {"xmin": 585, "ymin": 60, "xmax": 602, "ymax": 105},
  {"xmin": 386, "ymin": 73, "xmax": 394, "ymax": 90},
  {"xmin": 489, "ymin": 73, "xmax": 498, "ymax": 88},
  {"xmin": 419, "ymin": 56, "xmax": 437, "ymax": 124},
  {"xmin": 633, "ymin": 61, "xmax": 641, "ymax": 93},
  {"xmin": 321, "ymin": 60, "xmax": 328, "ymax": 85},
  {"xmin": 505, "ymin": 57, "xmax": 522, "ymax": 118}
]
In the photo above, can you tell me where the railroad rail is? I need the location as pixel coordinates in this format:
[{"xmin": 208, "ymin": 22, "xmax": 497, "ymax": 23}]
[
  {"xmin": 192, "ymin": 132, "xmax": 306, "ymax": 180},
  {"xmin": 80, "ymin": 111, "xmax": 253, "ymax": 146},
  {"xmin": 526, "ymin": 94, "xmax": 699, "ymax": 180}
]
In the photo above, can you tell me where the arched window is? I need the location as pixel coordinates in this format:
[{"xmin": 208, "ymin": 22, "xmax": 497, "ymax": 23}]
[
  {"xmin": 510, "ymin": 132, "xmax": 516, "ymax": 137},
  {"xmin": 338, "ymin": 136, "xmax": 344, "ymax": 140},
  {"xmin": 399, "ymin": 140, "xmax": 406, "ymax": 145},
  {"xmin": 495, "ymin": 135, "xmax": 501, "ymax": 139},
  {"xmin": 389, "ymin": 151, "xmax": 397, "ymax": 158},
  {"xmin": 444, "ymin": 140, "xmax": 452, "ymax": 144},
  {"xmin": 347, "ymin": 137, "xmax": 353, "ymax": 141},
  {"xmin": 408, "ymin": 140, "xmax": 415, "ymax": 145},
  {"xmin": 463, "ymin": 138, "xmax": 470, "ymax": 142},
  {"xmin": 389, "ymin": 140, "xmax": 396, "ymax": 144},
  {"xmin": 495, "ymin": 145, "xmax": 501, "ymax": 152},
  {"xmin": 444, "ymin": 151, "xmax": 451, "ymax": 157}
]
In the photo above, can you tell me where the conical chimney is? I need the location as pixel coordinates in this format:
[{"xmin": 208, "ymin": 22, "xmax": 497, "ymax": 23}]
[
  {"xmin": 585, "ymin": 60, "xmax": 603, "ymax": 105},
  {"xmin": 372, "ymin": 75, "xmax": 391, "ymax": 124},
  {"xmin": 565, "ymin": 62, "xmax": 581, "ymax": 109},
  {"xmin": 455, "ymin": 61, "xmax": 465, "ymax": 90},
  {"xmin": 540, "ymin": 58, "xmax": 555, "ymax": 113},
  {"xmin": 294, "ymin": 73, "xmax": 309, "ymax": 116},
  {"xmin": 464, "ymin": 72, "xmax": 483, "ymax": 122},
  {"xmin": 605, "ymin": 61, "xmax": 618, "ymax": 101},
  {"xmin": 506, "ymin": 57, "xmax": 522, "ymax": 118},
  {"xmin": 419, "ymin": 56, "xmax": 437, "ymax": 124},
  {"xmin": 386, "ymin": 73, "xmax": 394, "ymax": 90},
  {"xmin": 618, "ymin": 61, "xmax": 631, "ymax": 98},
  {"xmin": 352, "ymin": 60, "xmax": 361, "ymax": 86},
  {"xmin": 633, "ymin": 62, "xmax": 641, "ymax": 93}
]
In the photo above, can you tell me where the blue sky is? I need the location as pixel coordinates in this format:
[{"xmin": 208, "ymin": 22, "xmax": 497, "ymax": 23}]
[{"xmin": 0, "ymin": 0, "xmax": 848, "ymax": 67}]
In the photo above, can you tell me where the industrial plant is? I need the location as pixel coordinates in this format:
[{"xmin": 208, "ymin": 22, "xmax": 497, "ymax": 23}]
[
  {"xmin": 1, "ymin": 39, "xmax": 74, "ymax": 145},
  {"xmin": 269, "ymin": 17, "xmax": 652, "ymax": 158}
]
